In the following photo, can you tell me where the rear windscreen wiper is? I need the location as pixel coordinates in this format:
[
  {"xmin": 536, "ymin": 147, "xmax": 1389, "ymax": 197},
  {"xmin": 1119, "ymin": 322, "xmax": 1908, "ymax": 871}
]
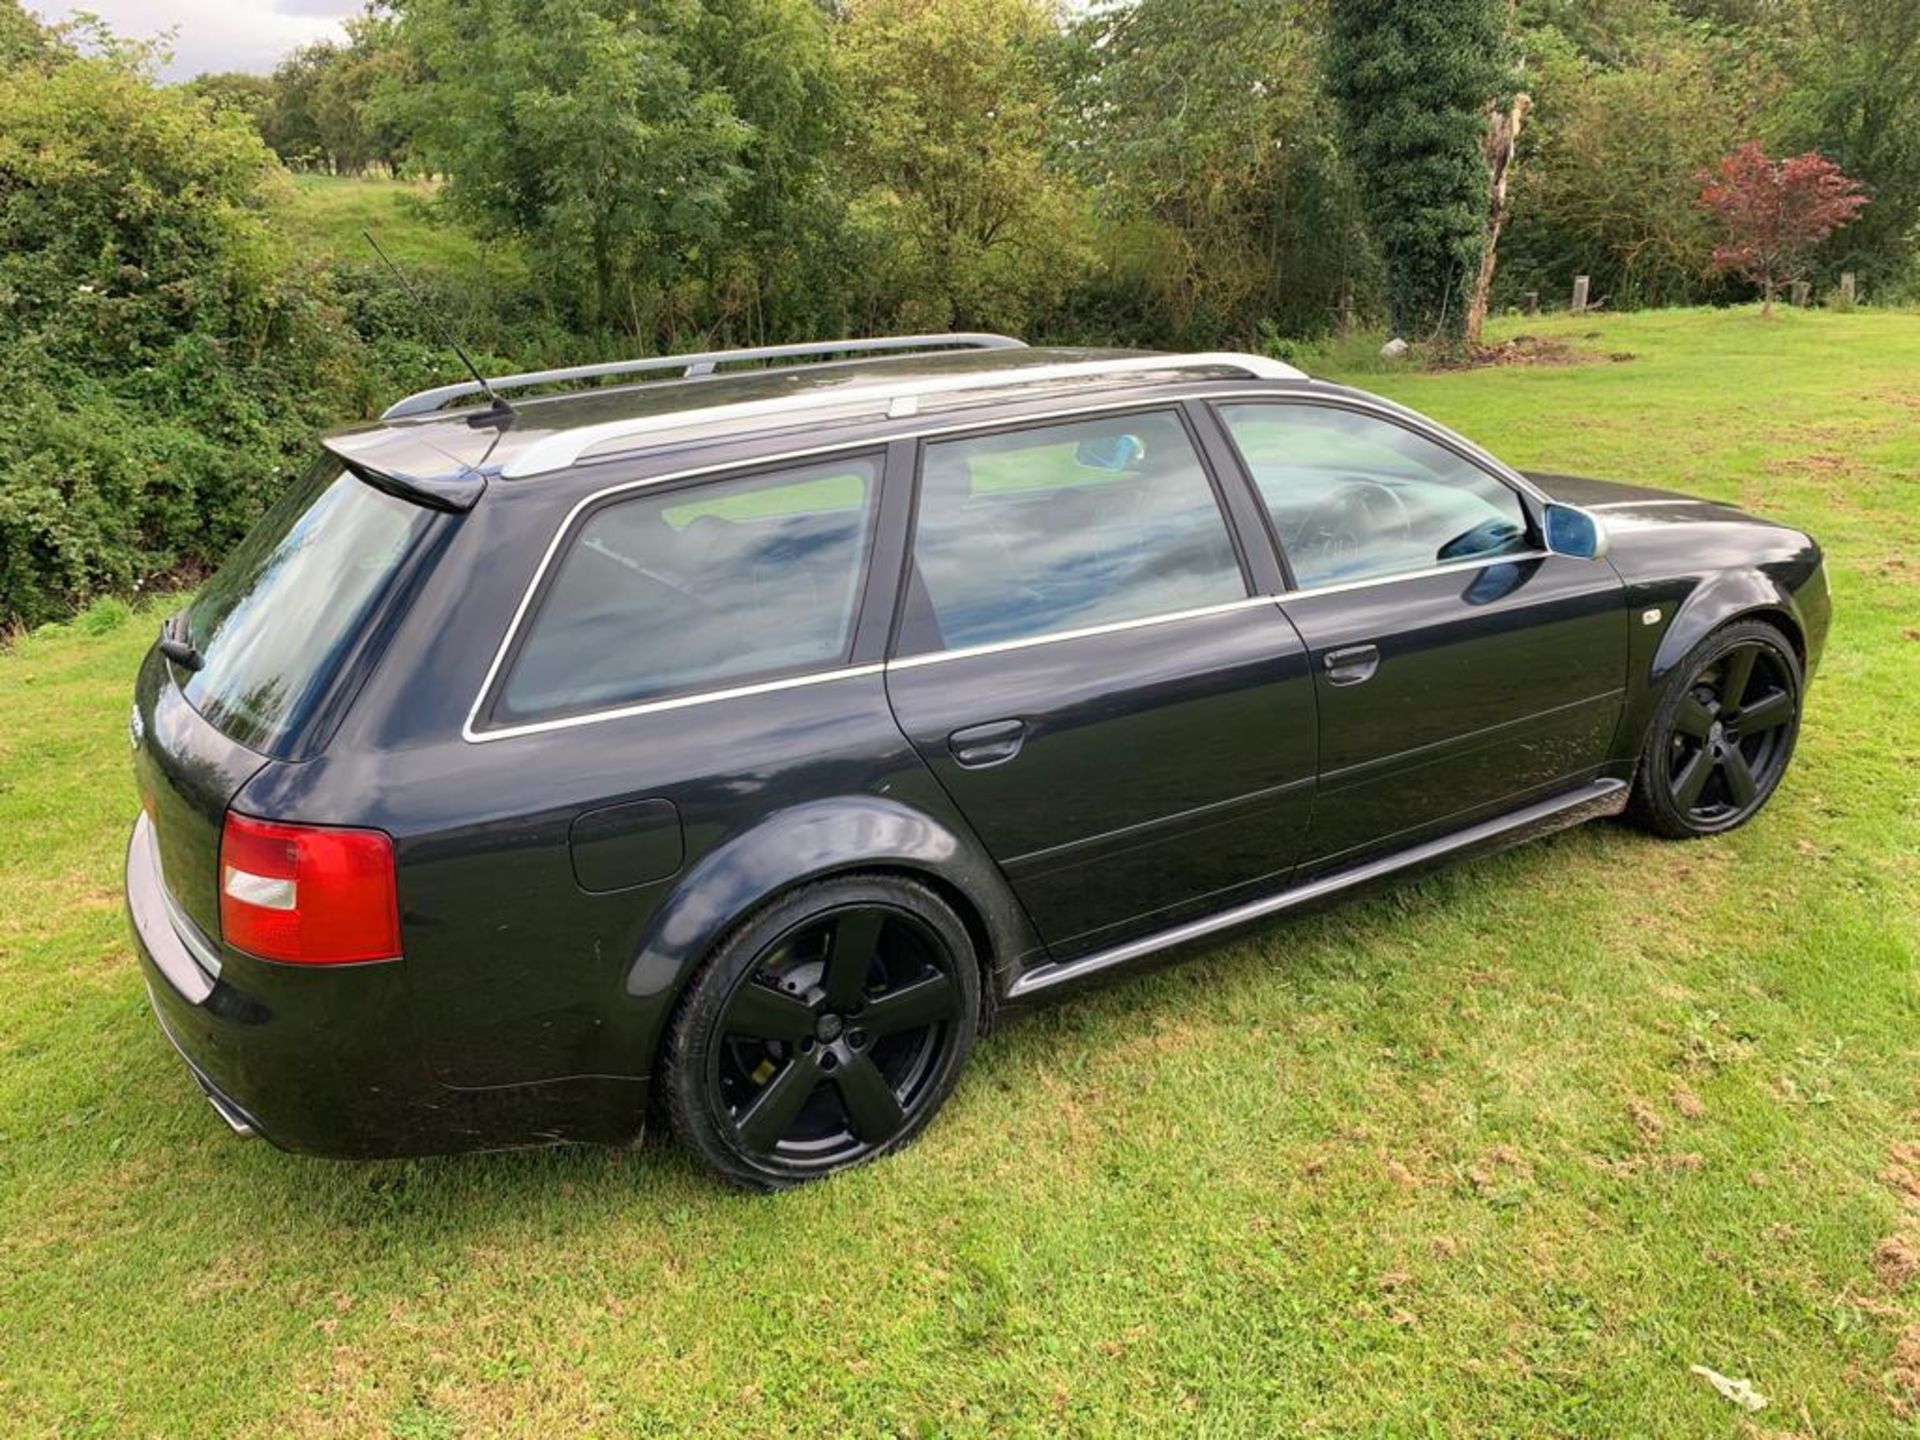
[{"xmin": 159, "ymin": 613, "xmax": 204, "ymax": 672}]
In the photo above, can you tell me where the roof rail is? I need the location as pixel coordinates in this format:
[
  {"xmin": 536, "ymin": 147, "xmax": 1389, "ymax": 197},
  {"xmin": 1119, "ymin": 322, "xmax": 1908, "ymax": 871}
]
[
  {"xmin": 380, "ymin": 333, "xmax": 1028, "ymax": 420},
  {"xmin": 500, "ymin": 351, "xmax": 1308, "ymax": 479}
]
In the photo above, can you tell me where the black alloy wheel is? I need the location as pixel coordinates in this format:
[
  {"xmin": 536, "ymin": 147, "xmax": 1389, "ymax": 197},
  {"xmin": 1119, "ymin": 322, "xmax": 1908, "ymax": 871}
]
[
  {"xmin": 1630, "ymin": 620, "xmax": 1802, "ymax": 839},
  {"xmin": 662, "ymin": 874, "xmax": 979, "ymax": 1189}
]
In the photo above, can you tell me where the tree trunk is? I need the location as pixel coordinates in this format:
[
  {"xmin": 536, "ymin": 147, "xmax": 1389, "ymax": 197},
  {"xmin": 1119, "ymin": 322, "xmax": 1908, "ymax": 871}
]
[{"xmin": 1465, "ymin": 91, "xmax": 1531, "ymax": 345}]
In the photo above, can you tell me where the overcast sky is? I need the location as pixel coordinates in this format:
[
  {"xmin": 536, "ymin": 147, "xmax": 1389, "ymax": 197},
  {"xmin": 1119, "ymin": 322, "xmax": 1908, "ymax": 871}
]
[{"xmin": 38, "ymin": 0, "xmax": 356, "ymax": 80}]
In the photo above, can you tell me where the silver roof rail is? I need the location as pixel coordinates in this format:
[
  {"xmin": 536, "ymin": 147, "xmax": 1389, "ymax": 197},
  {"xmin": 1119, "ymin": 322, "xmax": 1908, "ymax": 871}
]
[
  {"xmin": 380, "ymin": 333, "xmax": 1028, "ymax": 420},
  {"xmin": 501, "ymin": 351, "xmax": 1308, "ymax": 478}
]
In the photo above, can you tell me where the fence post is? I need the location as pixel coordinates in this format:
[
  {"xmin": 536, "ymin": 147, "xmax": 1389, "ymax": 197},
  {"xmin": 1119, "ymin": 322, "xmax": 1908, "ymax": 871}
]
[
  {"xmin": 1791, "ymin": 280, "xmax": 1811, "ymax": 308},
  {"xmin": 1840, "ymin": 272, "xmax": 1857, "ymax": 305},
  {"xmin": 1571, "ymin": 276, "xmax": 1590, "ymax": 315},
  {"xmin": 1523, "ymin": 291, "xmax": 1539, "ymax": 316}
]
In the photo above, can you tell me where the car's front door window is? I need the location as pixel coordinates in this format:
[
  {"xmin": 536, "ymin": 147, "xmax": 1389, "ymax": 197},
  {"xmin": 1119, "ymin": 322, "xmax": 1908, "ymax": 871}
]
[{"xmin": 1217, "ymin": 402, "xmax": 1532, "ymax": 589}]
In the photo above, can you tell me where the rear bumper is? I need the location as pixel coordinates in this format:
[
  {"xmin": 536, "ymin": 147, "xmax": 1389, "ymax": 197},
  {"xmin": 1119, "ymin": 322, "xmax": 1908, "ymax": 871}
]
[
  {"xmin": 146, "ymin": 986, "xmax": 261, "ymax": 1139},
  {"xmin": 126, "ymin": 814, "xmax": 647, "ymax": 1157}
]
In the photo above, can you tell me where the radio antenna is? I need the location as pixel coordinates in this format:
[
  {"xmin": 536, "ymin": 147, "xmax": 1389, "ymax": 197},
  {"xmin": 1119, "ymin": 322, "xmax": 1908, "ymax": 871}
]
[{"xmin": 362, "ymin": 230, "xmax": 514, "ymax": 425}]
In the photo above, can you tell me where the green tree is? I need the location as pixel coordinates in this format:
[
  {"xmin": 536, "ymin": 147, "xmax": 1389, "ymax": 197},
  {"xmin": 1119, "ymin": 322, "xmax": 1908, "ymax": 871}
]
[
  {"xmin": 1774, "ymin": 0, "xmax": 1920, "ymax": 292},
  {"xmin": 835, "ymin": 0, "xmax": 1093, "ymax": 333},
  {"xmin": 1326, "ymin": 0, "xmax": 1514, "ymax": 341},
  {"xmin": 0, "ymin": 26, "xmax": 349, "ymax": 623},
  {"xmin": 261, "ymin": 41, "xmax": 337, "ymax": 168},
  {"xmin": 0, "ymin": 0, "xmax": 66, "ymax": 69},
  {"xmin": 1503, "ymin": 23, "xmax": 1771, "ymax": 308},
  {"xmin": 186, "ymin": 71, "xmax": 276, "ymax": 135},
  {"xmin": 390, "ymin": 0, "xmax": 835, "ymax": 342},
  {"xmin": 1053, "ymin": 0, "xmax": 1370, "ymax": 342}
]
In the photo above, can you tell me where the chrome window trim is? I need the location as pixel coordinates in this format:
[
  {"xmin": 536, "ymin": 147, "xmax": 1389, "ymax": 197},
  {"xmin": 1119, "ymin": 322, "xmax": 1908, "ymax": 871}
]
[
  {"xmin": 1277, "ymin": 550, "xmax": 1553, "ymax": 603},
  {"xmin": 469, "ymin": 663, "xmax": 888, "ymax": 743},
  {"xmin": 887, "ymin": 596, "xmax": 1279, "ymax": 671},
  {"xmin": 462, "ymin": 389, "xmax": 1548, "ymax": 743}
]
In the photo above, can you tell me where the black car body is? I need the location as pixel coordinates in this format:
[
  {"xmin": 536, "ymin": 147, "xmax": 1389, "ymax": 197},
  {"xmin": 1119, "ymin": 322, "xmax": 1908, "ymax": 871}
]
[{"xmin": 125, "ymin": 336, "xmax": 1829, "ymax": 1185}]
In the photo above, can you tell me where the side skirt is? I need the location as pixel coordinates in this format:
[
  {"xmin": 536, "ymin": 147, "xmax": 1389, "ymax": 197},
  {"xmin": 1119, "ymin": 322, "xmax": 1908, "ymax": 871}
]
[{"xmin": 1005, "ymin": 777, "xmax": 1629, "ymax": 999}]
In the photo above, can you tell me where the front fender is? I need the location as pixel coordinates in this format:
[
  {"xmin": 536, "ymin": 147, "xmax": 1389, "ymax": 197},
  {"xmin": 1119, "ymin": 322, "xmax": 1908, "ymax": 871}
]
[
  {"xmin": 1652, "ymin": 554, "xmax": 1824, "ymax": 689},
  {"xmin": 624, "ymin": 795, "xmax": 1042, "ymax": 1012}
]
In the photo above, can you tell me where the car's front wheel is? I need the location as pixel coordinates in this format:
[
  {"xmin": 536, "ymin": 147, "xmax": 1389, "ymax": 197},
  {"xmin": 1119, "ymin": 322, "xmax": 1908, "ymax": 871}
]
[
  {"xmin": 1628, "ymin": 618, "xmax": 1803, "ymax": 839},
  {"xmin": 661, "ymin": 873, "xmax": 980, "ymax": 1189}
]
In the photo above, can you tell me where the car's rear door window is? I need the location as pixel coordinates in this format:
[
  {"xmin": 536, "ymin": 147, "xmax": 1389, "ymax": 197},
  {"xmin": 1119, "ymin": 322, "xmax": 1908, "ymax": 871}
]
[
  {"xmin": 1217, "ymin": 402, "xmax": 1532, "ymax": 589},
  {"xmin": 897, "ymin": 411, "xmax": 1246, "ymax": 655},
  {"xmin": 180, "ymin": 459, "xmax": 435, "ymax": 755},
  {"xmin": 494, "ymin": 455, "xmax": 880, "ymax": 725}
]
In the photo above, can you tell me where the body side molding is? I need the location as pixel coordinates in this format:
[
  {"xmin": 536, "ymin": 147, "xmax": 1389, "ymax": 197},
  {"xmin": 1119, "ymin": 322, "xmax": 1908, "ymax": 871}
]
[{"xmin": 1006, "ymin": 777, "xmax": 1629, "ymax": 998}]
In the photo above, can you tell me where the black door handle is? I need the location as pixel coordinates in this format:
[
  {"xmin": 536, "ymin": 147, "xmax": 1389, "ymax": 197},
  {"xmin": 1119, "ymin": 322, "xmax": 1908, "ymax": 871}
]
[
  {"xmin": 948, "ymin": 718, "xmax": 1027, "ymax": 768},
  {"xmin": 1323, "ymin": 643, "xmax": 1380, "ymax": 686}
]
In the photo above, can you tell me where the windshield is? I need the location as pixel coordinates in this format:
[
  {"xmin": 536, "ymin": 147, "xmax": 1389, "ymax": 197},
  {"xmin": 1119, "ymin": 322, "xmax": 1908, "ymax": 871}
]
[{"xmin": 179, "ymin": 459, "xmax": 432, "ymax": 755}]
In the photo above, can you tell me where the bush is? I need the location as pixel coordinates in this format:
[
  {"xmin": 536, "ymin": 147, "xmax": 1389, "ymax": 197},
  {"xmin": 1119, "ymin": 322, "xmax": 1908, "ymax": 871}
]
[{"xmin": 0, "ymin": 39, "xmax": 352, "ymax": 625}]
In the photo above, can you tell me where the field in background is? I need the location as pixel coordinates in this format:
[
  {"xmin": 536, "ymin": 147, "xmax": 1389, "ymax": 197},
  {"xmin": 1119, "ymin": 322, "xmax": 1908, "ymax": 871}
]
[
  {"xmin": 285, "ymin": 173, "xmax": 527, "ymax": 279},
  {"xmin": 1, "ymin": 309, "xmax": 1916, "ymax": 1436}
]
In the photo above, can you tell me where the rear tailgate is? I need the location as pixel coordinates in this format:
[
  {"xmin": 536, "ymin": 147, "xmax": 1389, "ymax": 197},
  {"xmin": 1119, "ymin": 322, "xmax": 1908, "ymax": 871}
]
[
  {"xmin": 130, "ymin": 457, "xmax": 441, "ymax": 962},
  {"xmin": 131, "ymin": 647, "xmax": 267, "ymax": 949}
]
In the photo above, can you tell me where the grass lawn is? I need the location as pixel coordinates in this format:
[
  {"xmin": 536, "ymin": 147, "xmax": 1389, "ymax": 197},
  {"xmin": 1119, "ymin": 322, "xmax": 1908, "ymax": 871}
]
[
  {"xmin": 2, "ymin": 307, "xmax": 1916, "ymax": 1437},
  {"xmin": 282, "ymin": 174, "xmax": 527, "ymax": 280}
]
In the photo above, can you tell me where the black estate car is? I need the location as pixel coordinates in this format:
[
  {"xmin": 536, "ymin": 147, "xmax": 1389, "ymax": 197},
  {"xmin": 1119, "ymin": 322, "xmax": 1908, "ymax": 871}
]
[{"xmin": 125, "ymin": 334, "xmax": 1828, "ymax": 1187}]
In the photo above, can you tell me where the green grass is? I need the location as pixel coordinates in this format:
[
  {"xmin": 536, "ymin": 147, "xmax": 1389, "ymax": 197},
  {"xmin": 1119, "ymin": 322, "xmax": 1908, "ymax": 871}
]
[
  {"xmin": 282, "ymin": 174, "xmax": 526, "ymax": 278},
  {"xmin": 2, "ymin": 307, "xmax": 1917, "ymax": 1437}
]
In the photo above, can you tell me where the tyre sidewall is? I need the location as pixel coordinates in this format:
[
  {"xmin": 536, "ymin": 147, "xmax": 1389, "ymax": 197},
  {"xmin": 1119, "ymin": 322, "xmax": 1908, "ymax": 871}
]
[
  {"xmin": 661, "ymin": 874, "xmax": 981, "ymax": 1190},
  {"xmin": 1634, "ymin": 619, "xmax": 1803, "ymax": 838}
]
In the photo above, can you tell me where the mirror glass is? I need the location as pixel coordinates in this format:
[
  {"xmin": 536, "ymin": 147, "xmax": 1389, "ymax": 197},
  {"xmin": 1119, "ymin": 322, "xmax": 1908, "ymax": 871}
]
[{"xmin": 1543, "ymin": 503, "xmax": 1608, "ymax": 559}]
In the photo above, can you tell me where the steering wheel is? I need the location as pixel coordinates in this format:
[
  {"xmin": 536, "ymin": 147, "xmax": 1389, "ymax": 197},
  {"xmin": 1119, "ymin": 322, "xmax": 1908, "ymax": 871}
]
[{"xmin": 1297, "ymin": 480, "xmax": 1412, "ymax": 576}]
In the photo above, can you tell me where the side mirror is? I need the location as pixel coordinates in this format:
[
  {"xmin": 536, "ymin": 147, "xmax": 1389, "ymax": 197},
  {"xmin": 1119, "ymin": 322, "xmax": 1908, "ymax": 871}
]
[{"xmin": 1543, "ymin": 502, "xmax": 1610, "ymax": 560}]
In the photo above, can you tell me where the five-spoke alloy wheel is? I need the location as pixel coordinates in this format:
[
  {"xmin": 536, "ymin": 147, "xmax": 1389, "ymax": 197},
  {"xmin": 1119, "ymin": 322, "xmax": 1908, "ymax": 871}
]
[
  {"xmin": 662, "ymin": 874, "xmax": 980, "ymax": 1189},
  {"xmin": 1630, "ymin": 620, "xmax": 1803, "ymax": 839}
]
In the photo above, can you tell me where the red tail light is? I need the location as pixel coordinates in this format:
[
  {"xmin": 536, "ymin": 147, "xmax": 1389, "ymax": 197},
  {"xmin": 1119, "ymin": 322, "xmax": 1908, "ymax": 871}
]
[{"xmin": 219, "ymin": 813, "xmax": 401, "ymax": 964}]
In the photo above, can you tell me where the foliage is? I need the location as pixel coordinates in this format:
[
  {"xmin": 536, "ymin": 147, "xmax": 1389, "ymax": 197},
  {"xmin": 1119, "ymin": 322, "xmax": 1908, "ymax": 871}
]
[
  {"xmin": 387, "ymin": 0, "xmax": 837, "ymax": 344},
  {"xmin": 185, "ymin": 70, "xmax": 276, "ymax": 135},
  {"xmin": 260, "ymin": 18, "xmax": 412, "ymax": 177},
  {"xmin": 1053, "ymin": 0, "xmax": 1371, "ymax": 342},
  {"xmin": 0, "ymin": 0, "xmax": 63, "ymax": 69},
  {"xmin": 835, "ymin": 0, "xmax": 1092, "ymax": 334},
  {"xmin": 0, "ymin": 23, "xmax": 351, "ymax": 624},
  {"xmin": 1500, "ymin": 21, "xmax": 1772, "ymax": 310},
  {"xmin": 5, "ymin": 0, "xmax": 1920, "ymax": 628},
  {"xmin": 1697, "ymin": 140, "xmax": 1870, "ymax": 312},
  {"xmin": 1771, "ymin": 0, "xmax": 1920, "ymax": 294},
  {"xmin": 1326, "ymin": 0, "xmax": 1514, "ymax": 340}
]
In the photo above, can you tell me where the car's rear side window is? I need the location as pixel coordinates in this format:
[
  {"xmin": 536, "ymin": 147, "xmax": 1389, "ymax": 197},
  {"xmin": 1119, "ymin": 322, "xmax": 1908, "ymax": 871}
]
[
  {"xmin": 494, "ymin": 456, "xmax": 881, "ymax": 725},
  {"xmin": 897, "ymin": 411, "xmax": 1246, "ymax": 655},
  {"xmin": 181, "ymin": 459, "xmax": 433, "ymax": 755}
]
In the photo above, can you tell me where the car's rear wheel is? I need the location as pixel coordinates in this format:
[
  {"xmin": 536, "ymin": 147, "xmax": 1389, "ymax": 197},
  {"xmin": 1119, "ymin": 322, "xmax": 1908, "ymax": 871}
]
[
  {"xmin": 661, "ymin": 874, "xmax": 980, "ymax": 1190},
  {"xmin": 1628, "ymin": 619, "xmax": 1802, "ymax": 839}
]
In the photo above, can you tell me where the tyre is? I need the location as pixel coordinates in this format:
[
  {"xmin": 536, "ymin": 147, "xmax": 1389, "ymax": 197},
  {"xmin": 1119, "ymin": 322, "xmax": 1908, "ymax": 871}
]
[
  {"xmin": 1627, "ymin": 619, "xmax": 1803, "ymax": 840},
  {"xmin": 661, "ymin": 873, "xmax": 981, "ymax": 1190}
]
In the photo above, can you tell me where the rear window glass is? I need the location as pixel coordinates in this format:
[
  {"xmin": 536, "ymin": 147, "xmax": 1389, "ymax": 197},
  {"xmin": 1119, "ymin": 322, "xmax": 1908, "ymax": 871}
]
[
  {"xmin": 180, "ymin": 460, "xmax": 432, "ymax": 754},
  {"xmin": 493, "ymin": 456, "xmax": 880, "ymax": 726}
]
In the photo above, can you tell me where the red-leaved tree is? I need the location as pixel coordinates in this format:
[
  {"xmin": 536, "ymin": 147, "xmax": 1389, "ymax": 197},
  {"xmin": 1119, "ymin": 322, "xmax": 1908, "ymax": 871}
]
[{"xmin": 1697, "ymin": 142, "xmax": 1870, "ymax": 316}]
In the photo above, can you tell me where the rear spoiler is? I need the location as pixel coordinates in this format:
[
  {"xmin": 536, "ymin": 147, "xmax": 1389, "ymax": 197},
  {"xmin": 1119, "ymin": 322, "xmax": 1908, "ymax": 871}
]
[{"xmin": 321, "ymin": 433, "xmax": 487, "ymax": 513}]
